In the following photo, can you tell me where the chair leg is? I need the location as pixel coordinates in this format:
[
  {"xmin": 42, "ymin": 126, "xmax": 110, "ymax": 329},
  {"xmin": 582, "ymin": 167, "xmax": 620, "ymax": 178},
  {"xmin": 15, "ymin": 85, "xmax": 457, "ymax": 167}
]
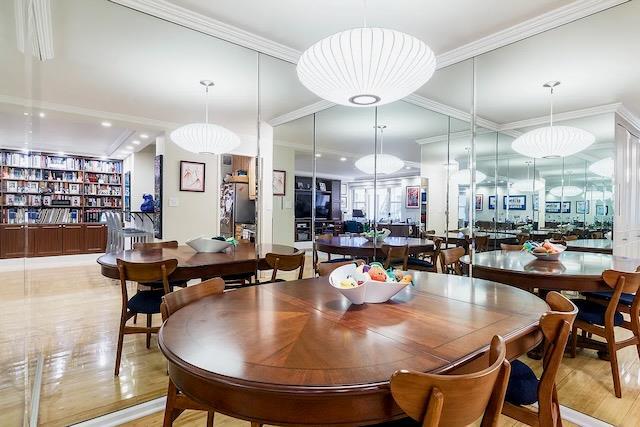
[
  {"xmin": 251, "ymin": 423, "xmax": 262, "ymax": 427},
  {"xmin": 163, "ymin": 379, "xmax": 179, "ymax": 427},
  {"xmin": 606, "ymin": 330, "xmax": 622, "ymax": 398},
  {"xmin": 570, "ymin": 326, "xmax": 578, "ymax": 358},
  {"xmin": 146, "ymin": 314, "xmax": 152, "ymax": 349},
  {"xmin": 114, "ymin": 317, "xmax": 126, "ymax": 376},
  {"xmin": 133, "ymin": 313, "xmax": 137, "ymax": 324},
  {"xmin": 206, "ymin": 411, "xmax": 215, "ymax": 427}
]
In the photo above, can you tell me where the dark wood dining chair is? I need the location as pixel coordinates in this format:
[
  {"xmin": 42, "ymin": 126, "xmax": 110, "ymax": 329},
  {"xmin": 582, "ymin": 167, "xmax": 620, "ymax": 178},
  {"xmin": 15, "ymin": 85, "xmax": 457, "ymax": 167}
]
[
  {"xmin": 516, "ymin": 233, "xmax": 530, "ymax": 245},
  {"xmin": 503, "ymin": 292, "xmax": 577, "ymax": 426},
  {"xmin": 389, "ymin": 335, "xmax": 510, "ymax": 427},
  {"xmin": 313, "ymin": 233, "xmax": 350, "ymax": 272},
  {"xmin": 114, "ymin": 258, "xmax": 178, "ymax": 376},
  {"xmin": 563, "ymin": 235, "xmax": 578, "ymax": 241},
  {"xmin": 571, "ymin": 269, "xmax": 640, "ymax": 398},
  {"xmin": 133, "ymin": 240, "xmax": 178, "ymax": 250},
  {"xmin": 590, "ymin": 231, "xmax": 605, "ymax": 239},
  {"xmin": 500, "ymin": 243, "xmax": 523, "ymax": 251},
  {"xmin": 407, "ymin": 238, "xmax": 442, "ymax": 273},
  {"xmin": 474, "ymin": 235, "xmax": 489, "ymax": 253},
  {"xmin": 263, "ymin": 252, "xmax": 305, "ymax": 283},
  {"xmin": 381, "ymin": 244, "xmax": 409, "ymax": 270},
  {"xmin": 160, "ymin": 278, "xmax": 224, "ymax": 427},
  {"xmin": 439, "ymin": 247, "xmax": 465, "ymax": 275},
  {"xmin": 317, "ymin": 259, "xmax": 365, "ymax": 277}
]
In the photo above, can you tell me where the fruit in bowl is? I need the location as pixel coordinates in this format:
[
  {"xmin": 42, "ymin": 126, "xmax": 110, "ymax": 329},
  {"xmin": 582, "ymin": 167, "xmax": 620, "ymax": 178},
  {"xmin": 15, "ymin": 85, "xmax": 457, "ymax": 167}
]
[
  {"xmin": 329, "ymin": 262, "xmax": 412, "ymax": 304},
  {"xmin": 523, "ymin": 240, "xmax": 566, "ymax": 261},
  {"xmin": 361, "ymin": 228, "xmax": 391, "ymax": 242}
]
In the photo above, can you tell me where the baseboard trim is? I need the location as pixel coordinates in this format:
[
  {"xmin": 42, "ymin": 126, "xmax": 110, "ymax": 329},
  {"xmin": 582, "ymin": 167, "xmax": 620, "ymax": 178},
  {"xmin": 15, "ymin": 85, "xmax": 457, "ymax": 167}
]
[{"xmin": 70, "ymin": 396, "xmax": 166, "ymax": 427}]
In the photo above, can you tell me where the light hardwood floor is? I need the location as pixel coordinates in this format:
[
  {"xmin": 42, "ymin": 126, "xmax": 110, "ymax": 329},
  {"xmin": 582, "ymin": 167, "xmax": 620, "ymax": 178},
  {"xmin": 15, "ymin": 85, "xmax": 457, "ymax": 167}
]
[{"xmin": 0, "ymin": 254, "xmax": 639, "ymax": 426}]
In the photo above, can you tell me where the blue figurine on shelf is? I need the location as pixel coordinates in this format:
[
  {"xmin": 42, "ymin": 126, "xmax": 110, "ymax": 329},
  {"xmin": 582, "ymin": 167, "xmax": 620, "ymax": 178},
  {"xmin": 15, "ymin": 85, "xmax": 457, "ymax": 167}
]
[{"xmin": 140, "ymin": 193, "xmax": 155, "ymax": 213}]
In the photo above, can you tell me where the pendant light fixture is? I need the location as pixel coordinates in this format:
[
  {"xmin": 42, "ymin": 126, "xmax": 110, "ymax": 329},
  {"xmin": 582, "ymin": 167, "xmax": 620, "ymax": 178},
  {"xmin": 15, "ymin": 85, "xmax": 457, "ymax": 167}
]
[
  {"xmin": 170, "ymin": 80, "xmax": 241, "ymax": 154},
  {"xmin": 511, "ymin": 82, "xmax": 595, "ymax": 159},
  {"xmin": 585, "ymin": 189, "xmax": 613, "ymax": 201},
  {"xmin": 296, "ymin": 1, "xmax": 436, "ymax": 107},
  {"xmin": 512, "ymin": 161, "xmax": 544, "ymax": 192},
  {"xmin": 550, "ymin": 171, "xmax": 583, "ymax": 197},
  {"xmin": 355, "ymin": 125, "xmax": 404, "ymax": 174},
  {"xmin": 450, "ymin": 169, "xmax": 487, "ymax": 185},
  {"xmin": 589, "ymin": 157, "xmax": 614, "ymax": 178}
]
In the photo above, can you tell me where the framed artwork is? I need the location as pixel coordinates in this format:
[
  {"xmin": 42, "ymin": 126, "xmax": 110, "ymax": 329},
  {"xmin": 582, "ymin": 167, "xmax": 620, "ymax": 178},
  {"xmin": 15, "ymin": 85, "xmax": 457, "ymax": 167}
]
[
  {"xmin": 406, "ymin": 186, "xmax": 420, "ymax": 208},
  {"xmin": 154, "ymin": 155, "xmax": 163, "ymax": 239},
  {"xmin": 180, "ymin": 161, "xmax": 206, "ymax": 192},
  {"xmin": 503, "ymin": 195, "xmax": 526, "ymax": 210},
  {"xmin": 596, "ymin": 204, "xmax": 608, "ymax": 215},
  {"xmin": 475, "ymin": 194, "xmax": 483, "ymax": 211},
  {"xmin": 318, "ymin": 182, "xmax": 327, "ymax": 192},
  {"xmin": 576, "ymin": 200, "xmax": 590, "ymax": 214},
  {"xmin": 421, "ymin": 191, "xmax": 427, "ymax": 203},
  {"xmin": 533, "ymin": 194, "xmax": 539, "ymax": 211},
  {"xmin": 545, "ymin": 201, "xmax": 561, "ymax": 213},
  {"xmin": 561, "ymin": 201, "xmax": 571, "ymax": 213},
  {"xmin": 273, "ymin": 170, "xmax": 286, "ymax": 196},
  {"xmin": 488, "ymin": 195, "xmax": 496, "ymax": 210}
]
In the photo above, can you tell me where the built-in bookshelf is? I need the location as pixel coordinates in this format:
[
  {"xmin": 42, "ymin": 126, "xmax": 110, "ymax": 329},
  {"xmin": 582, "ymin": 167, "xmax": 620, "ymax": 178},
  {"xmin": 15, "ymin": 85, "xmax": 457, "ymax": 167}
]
[{"xmin": 1, "ymin": 149, "xmax": 123, "ymax": 224}]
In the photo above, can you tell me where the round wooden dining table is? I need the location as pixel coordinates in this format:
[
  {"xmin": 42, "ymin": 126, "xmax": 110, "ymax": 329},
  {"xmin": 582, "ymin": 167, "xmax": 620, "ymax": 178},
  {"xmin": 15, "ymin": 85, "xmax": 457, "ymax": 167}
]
[
  {"xmin": 565, "ymin": 239, "xmax": 613, "ymax": 254},
  {"xmin": 315, "ymin": 236, "xmax": 434, "ymax": 259},
  {"xmin": 97, "ymin": 243, "xmax": 300, "ymax": 281},
  {"xmin": 462, "ymin": 250, "xmax": 640, "ymax": 291},
  {"xmin": 159, "ymin": 272, "xmax": 548, "ymax": 426}
]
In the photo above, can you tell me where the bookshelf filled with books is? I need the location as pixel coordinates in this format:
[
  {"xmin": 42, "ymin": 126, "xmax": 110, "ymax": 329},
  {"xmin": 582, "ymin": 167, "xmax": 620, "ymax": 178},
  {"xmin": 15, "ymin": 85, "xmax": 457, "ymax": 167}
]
[{"xmin": 1, "ymin": 149, "xmax": 123, "ymax": 225}]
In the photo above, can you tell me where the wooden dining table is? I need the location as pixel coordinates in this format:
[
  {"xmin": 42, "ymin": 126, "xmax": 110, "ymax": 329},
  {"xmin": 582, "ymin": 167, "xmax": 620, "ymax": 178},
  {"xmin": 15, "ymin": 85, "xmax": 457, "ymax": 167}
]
[
  {"xmin": 565, "ymin": 239, "xmax": 613, "ymax": 254},
  {"xmin": 159, "ymin": 272, "xmax": 548, "ymax": 426},
  {"xmin": 97, "ymin": 243, "xmax": 300, "ymax": 281},
  {"xmin": 315, "ymin": 236, "xmax": 434, "ymax": 259},
  {"xmin": 462, "ymin": 250, "xmax": 639, "ymax": 291}
]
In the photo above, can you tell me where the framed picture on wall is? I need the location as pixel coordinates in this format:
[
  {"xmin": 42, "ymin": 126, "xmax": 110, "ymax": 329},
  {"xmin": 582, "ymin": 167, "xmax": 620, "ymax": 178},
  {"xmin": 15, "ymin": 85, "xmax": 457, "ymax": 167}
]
[
  {"xmin": 545, "ymin": 201, "xmax": 561, "ymax": 213},
  {"xmin": 596, "ymin": 204, "xmax": 608, "ymax": 215},
  {"xmin": 180, "ymin": 161, "xmax": 206, "ymax": 192},
  {"xmin": 533, "ymin": 194, "xmax": 539, "ymax": 211},
  {"xmin": 406, "ymin": 186, "xmax": 420, "ymax": 208},
  {"xmin": 273, "ymin": 170, "xmax": 286, "ymax": 196},
  {"xmin": 503, "ymin": 195, "xmax": 526, "ymax": 210},
  {"xmin": 561, "ymin": 201, "xmax": 571, "ymax": 213},
  {"xmin": 577, "ymin": 200, "xmax": 590, "ymax": 214},
  {"xmin": 488, "ymin": 195, "xmax": 496, "ymax": 210},
  {"xmin": 475, "ymin": 194, "xmax": 483, "ymax": 210},
  {"xmin": 154, "ymin": 155, "xmax": 163, "ymax": 239}
]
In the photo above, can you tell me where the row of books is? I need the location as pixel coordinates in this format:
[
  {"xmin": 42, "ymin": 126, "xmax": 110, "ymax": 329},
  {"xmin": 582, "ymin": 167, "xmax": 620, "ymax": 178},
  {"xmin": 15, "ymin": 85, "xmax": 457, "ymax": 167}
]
[
  {"xmin": 4, "ymin": 194, "xmax": 82, "ymax": 206},
  {"xmin": 84, "ymin": 160, "xmax": 122, "ymax": 173},
  {"xmin": 85, "ymin": 197, "xmax": 122, "ymax": 208},
  {"xmin": 2, "ymin": 153, "xmax": 122, "ymax": 172},
  {"xmin": 4, "ymin": 181, "xmax": 82, "ymax": 194},
  {"xmin": 4, "ymin": 208, "xmax": 81, "ymax": 224},
  {"xmin": 84, "ymin": 209, "xmax": 108, "ymax": 223},
  {"xmin": 84, "ymin": 184, "xmax": 122, "ymax": 196},
  {"xmin": 85, "ymin": 173, "xmax": 122, "ymax": 184},
  {"xmin": 2, "ymin": 168, "xmax": 43, "ymax": 180},
  {"xmin": 43, "ymin": 170, "xmax": 83, "ymax": 182}
]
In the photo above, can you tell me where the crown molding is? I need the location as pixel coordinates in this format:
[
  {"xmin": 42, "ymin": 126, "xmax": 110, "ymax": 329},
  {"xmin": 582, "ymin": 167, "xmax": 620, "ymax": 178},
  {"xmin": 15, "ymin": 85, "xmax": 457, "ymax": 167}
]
[
  {"xmin": 498, "ymin": 102, "xmax": 621, "ymax": 130},
  {"xmin": 437, "ymin": 0, "xmax": 629, "ymax": 68},
  {"xmin": 0, "ymin": 95, "xmax": 178, "ymax": 130},
  {"xmin": 107, "ymin": 129, "xmax": 136, "ymax": 157},
  {"xmin": 616, "ymin": 104, "xmax": 640, "ymax": 133},
  {"xmin": 268, "ymin": 100, "xmax": 334, "ymax": 127},
  {"xmin": 108, "ymin": 0, "xmax": 300, "ymax": 63}
]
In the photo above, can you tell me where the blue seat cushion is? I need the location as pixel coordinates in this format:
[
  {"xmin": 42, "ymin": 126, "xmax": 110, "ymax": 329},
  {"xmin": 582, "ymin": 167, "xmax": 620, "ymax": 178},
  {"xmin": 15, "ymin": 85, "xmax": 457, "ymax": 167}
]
[
  {"xmin": 127, "ymin": 290, "xmax": 163, "ymax": 314},
  {"xmin": 582, "ymin": 291, "xmax": 635, "ymax": 306},
  {"xmin": 407, "ymin": 257, "xmax": 435, "ymax": 270},
  {"xmin": 571, "ymin": 298, "xmax": 624, "ymax": 326},
  {"xmin": 506, "ymin": 360, "xmax": 539, "ymax": 406}
]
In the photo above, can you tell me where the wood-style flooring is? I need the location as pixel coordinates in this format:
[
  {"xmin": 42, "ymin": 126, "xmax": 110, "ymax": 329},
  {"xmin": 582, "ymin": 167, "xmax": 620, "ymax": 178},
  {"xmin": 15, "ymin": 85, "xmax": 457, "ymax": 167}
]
[{"xmin": 0, "ymin": 254, "xmax": 639, "ymax": 426}]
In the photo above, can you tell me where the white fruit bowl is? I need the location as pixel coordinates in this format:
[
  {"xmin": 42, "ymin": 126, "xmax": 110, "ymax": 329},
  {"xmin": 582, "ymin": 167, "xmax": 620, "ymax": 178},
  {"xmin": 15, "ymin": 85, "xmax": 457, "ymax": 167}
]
[
  {"xmin": 528, "ymin": 243, "xmax": 566, "ymax": 261},
  {"xmin": 328, "ymin": 263, "xmax": 410, "ymax": 305},
  {"xmin": 186, "ymin": 236, "xmax": 232, "ymax": 253}
]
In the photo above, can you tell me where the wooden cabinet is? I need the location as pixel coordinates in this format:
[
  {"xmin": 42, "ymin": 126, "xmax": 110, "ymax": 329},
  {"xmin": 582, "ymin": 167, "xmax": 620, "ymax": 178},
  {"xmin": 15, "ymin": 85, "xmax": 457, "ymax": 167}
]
[
  {"xmin": 1, "ymin": 225, "xmax": 28, "ymax": 258},
  {"xmin": 34, "ymin": 225, "xmax": 63, "ymax": 256},
  {"xmin": 62, "ymin": 224, "xmax": 85, "ymax": 254},
  {"xmin": 85, "ymin": 224, "xmax": 107, "ymax": 253}
]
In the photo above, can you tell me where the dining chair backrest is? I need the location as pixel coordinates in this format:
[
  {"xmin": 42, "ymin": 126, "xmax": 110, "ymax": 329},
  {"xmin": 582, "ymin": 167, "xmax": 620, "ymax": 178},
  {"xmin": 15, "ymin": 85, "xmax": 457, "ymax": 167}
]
[
  {"xmin": 265, "ymin": 252, "xmax": 305, "ymax": 282},
  {"xmin": 590, "ymin": 231, "xmax": 605, "ymax": 239},
  {"xmin": 390, "ymin": 335, "xmax": 510, "ymax": 427},
  {"xmin": 563, "ymin": 235, "xmax": 578, "ymax": 241},
  {"xmin": 116, "ymin": 258, "xmax": 178, "ymax": 303},
  {"xmin": 474, "ymin": 235, "xmax": 489, "ymax": 253},
  {"xmin": 439, "ymin": 247, "xmax": 465, "ymax": 275},
  {"xmin": 602, "ymin": 269, "xmax": 640, "ymax": 308},
  {"xmin": 161, "ymin": 277, "xmax": 225, "ymax": 322},
  {"xmin": 500, "ymin": 243, "xmax": 523, "ymax": 251},
  {"xmin": 133, "ymin": 240, "xmax": 178, "ymax": 250},
  {"xmin": 317, "ymin": 259, "xmax": 365, "ymax": 277},
  {"xmin": 313, "ymin": 233, "xmax": 335, "ymax": 266},
  {"xmin": 516, "ymin": 234, "xmax": 529, "ymax": 245},
  {"xmin": 382, "ymin": 244, "xmax": 409, "ymax": 270}
]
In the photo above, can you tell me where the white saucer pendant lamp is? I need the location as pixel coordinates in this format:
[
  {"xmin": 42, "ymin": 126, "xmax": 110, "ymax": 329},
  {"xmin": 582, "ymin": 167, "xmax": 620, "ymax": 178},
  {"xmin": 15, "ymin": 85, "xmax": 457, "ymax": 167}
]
[
  {"xmin": 511, "ymin": 82, "xmax": 595, "ymax": 159},
  {"xmin": 296, "ymin": 4, "xmax": 436, "ymax": 108},
  {"xmin": 355, "ymin": 125, "xmax": 404, "ymax": 174},
  {"xmin": 171, "ymin": 80, "xmax": 240, "ymax": 154},
  {"xmin": 589, "ymin": 157, "xmax": 614, "ymax": 178},
  {"xmin": 550, "ymin": 185, "xmax": 583, "ymax": 197}
]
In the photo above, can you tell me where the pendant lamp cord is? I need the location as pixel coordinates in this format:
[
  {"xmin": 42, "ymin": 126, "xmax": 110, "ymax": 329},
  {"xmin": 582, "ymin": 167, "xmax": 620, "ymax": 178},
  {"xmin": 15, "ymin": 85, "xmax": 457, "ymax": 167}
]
[
  {"xmin": 204, "ymin": 85, "xmax": 209, "ymax": 124},
  {"xmin": 549, "ymin": 85, "xmax": 554, "ymax": 128},
  {"xmin": 362, "ymin": 0, "xmax": 367, "ymax": 28}
]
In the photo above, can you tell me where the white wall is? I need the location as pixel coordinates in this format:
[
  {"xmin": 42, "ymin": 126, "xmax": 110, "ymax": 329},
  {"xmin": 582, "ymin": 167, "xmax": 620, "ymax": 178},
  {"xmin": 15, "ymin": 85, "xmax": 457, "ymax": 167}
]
[
  {"xmin": 272, "ymin": 144, "xmax": 295, "ymax": 246},
  {"xmin": 421, "ymin": 151, "xmax": 458, "ymax": 231},
  {"xmin": 130, "ymin": 145, "xmax": 155, "ymax": 210}
]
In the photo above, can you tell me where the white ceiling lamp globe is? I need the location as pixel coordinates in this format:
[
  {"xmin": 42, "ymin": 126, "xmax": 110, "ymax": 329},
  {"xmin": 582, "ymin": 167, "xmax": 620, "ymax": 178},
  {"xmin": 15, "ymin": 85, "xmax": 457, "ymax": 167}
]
[
  {"xmin": 589, "ymin": 157, "xmax": 614, "ymax": 178},
  {"xmin": 585, "ymin": 190, "xmax": 613, "ymax": 200},
  {"xmin": 170, "ymin": 80, "xmax": 240, "ymax": 154},
  {"xmin": 355, "ymin": 153, "xmax": 405, "ymax": 175},
  {"xmin": 450, "ymin": 169, "xmax": 487, "ymax": 185},
  {"xmin": 549, "ymin": 185, "xmax": 583, "ymax": 197},
  {"xmin": 511, "ymin": 82, "xmax": 595, "ymax": 158},
  {"xmin": 297, "ymin": 26, "xmax": 436, "ymax": 107},
  {"xmin": 512, "ymin": 179, "xmax": 545, "ymax": 193}
]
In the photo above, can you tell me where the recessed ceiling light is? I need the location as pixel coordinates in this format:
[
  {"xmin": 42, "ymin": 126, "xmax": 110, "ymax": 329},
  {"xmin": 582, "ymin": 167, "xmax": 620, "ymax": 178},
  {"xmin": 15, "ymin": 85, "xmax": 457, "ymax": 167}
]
[
  {"xmin": 23, "ymin": 112, "xmax": 29, "ymax": 116},
  {"xmin": 57, "ymin": 151, "xmax": 65, "ymax": 156},
  {"xmin": 315, "ymin": 153, "xmax": 322, "ymax": 158},
  {"xmin": 140, "ymin": 133, "xmax": 149, "ymax": 139},
  {"xmin": 340, "ymin": 157, "xmax": 347, "ymax": 161},
  {"xmin": 405, "ymin": 166, "xmax": 412, "ymax": 170},
  {"xmin": 101, "ymin": 121, "xmax": 112, "ymax": 127},
  {"xmin": 39, "ymin": 112, "xmax": 46, "ymax": 118},
  {"xmin": 132, "ymin": 140, "xmax": 140, "ymax": 145},
  {"xmin": 126, "ymin": 146, "xmax": 134, "ymax": 150}
]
